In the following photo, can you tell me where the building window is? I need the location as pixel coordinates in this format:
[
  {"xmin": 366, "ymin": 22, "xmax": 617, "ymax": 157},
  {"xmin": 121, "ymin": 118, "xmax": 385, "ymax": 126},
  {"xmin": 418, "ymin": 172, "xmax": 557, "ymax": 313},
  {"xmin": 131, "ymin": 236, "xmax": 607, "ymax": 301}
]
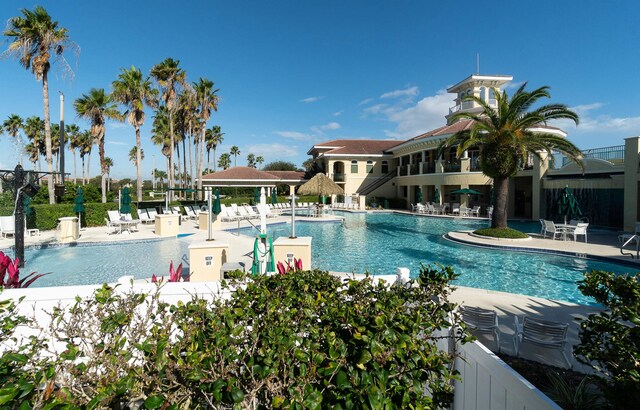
[
  {"xmin": 351, "ymin": 160, "xmax": 358, "ymax": 173},
  {"xmin": 366, "ymin": 160, "xmax": 373, "ymax": 173},
  {"xmin": 381, "ymin": 160, "xmax": 389, "ymax": 174}
]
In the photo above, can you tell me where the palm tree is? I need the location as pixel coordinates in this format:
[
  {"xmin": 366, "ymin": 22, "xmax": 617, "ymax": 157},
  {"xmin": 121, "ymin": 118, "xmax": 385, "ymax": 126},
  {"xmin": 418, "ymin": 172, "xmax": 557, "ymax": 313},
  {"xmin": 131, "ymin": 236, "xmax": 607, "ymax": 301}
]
[
  {"xmin": 218, "ymin": 153, "xmax": 231, "ymax": 170},
  {"xmin": 74, "ymin": 88, "xmax": 123, "ymax": 203},
  {"xmin": 150, "ymin": 58, "xmax": 185, "ymax": 201},
  {"xmin": 77, "ymin": 130, "xmax": 93, "ymax": 185},
  {"xmin": 2, "ymin": 114, "xmax": 25, "ymax": 165},
  {"xmin": 3, "ymin": 6, "xmax": 74, "ymax": 204},
  {"xmin": 437, "ymin": 84, "xmax": 581, "ymax": 229},
  {"xmin": 176, "ymin": 87, "xmax": 198, "ymax": 194},
  {"xmin": 246, "ymin": 153, "xmax": 256, "ymax": 168},
  {"xmin": 65, "ymin": 123, "xmax": 81, "ymax": 183},
  {"xmin": 104, "ymin": 157, "xmax": 113, "ymax": 191},
  {"xmin": 129, "ymin": 146, "xmax": 144, "ymax": 166},
  {"xmin": 206, "ymin": 125, "xmax": 224, "ymax": 172},
  {"xmin": 256, "ymin": 155, "xmax": 264, "ymax": 169},
  {"xmin": 193, "ymin": 78, "xmax": 219, "ymax": 199},
  {"xmin": 151, "ymin": 106, "xmax": 171, "ymax": 185},
  {"xmin": 111, "ymin": 66, "xmax": 158, "ymax": 200},
  {"xmin": 154, "ymin": 169, "xmax": 167, "ymax": 189},
  {"xmin": 24, "ymin": 116, "xmax": 44, "ymax": 173},
  {"xmin": 230, "ymin": 146, "xmax": 240, "ymax": 167}
]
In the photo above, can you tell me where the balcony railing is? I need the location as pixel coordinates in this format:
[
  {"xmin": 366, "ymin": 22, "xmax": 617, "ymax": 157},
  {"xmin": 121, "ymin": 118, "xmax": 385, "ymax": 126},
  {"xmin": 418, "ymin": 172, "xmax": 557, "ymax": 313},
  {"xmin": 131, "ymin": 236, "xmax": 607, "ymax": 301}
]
[
  {"xmin": 449, "ymin": 99, "xmax": 497, "ymax": 115},
  {"xmin": 333, "ymin": 172, "xmax": 345, "ymax": 182},
  {"xmin": 398, "ymin": 166, "xmax": 408, "ymax": 176},
  {"xmin": 560, "ymin": 144, "xmax": 625, "ymax": 167},
  {"xmin": 421, "ymin": 163, "xmax": 435, "ymax": 174},
  {"xmin": 443, "ymin": 161, "xmax": 461, "ymax": 173},
  {"xmin": 470, "ymin": 159, "xmax": 482, "ymax": 172},
  {"xmin": 409, "ymin": 164, "xmax": 420, "ymax": 175}
]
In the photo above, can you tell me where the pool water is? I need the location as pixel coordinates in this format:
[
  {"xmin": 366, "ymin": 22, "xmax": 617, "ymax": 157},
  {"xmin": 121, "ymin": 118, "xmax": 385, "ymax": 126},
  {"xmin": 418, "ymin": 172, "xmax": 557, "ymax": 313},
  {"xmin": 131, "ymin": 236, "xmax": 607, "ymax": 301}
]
[
  {"xmin": 234, "ymin": 213, "xmax": 638, "ymax": 305},
  {"xmin": 20, "ymin": 239, "xmax": 191, "ymax": 288}
]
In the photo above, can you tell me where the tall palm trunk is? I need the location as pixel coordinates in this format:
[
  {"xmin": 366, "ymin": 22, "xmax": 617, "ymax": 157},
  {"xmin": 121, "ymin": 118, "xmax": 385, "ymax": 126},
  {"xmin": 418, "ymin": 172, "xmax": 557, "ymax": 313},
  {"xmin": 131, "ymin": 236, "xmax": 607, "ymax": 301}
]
[
  {"xmin": 99, "ymin": 137, "xmax": 107, "ymax": 203},
  {"xmin": 73, "ymin": 150, "xmax": 77, "ymax": 183},
  {"xmin": 87, "ymin": 153, "xmax": 91, "ymax": 184},
  {"xmin": 168, "ymin": 111, "xmax": 175, "ymax": 202},
  {"xmin": 42, "ymin": 71, "xmax": 55, "ymax": 203},
  {"xmin": 182, "ymin": 136, "xmax": 187, "ymax": 193},
  {"xmin": 207, "ymin": 150, "xmax": 210, "ymax": 172},
  {"xmin": 213, "ymin": 147, "xmax": 217, "ymax": 173},
  {"xmin": 198, "ymin": 127, "xmax": 206, "ymax": 200},
  {"xmin": 491, "ymin": 176, "xmax": 509, "ymax": 229},
  {"xmin": 81, "ymin": 157, "xmax": 85, "ymax": 185},
  {"xmin": 135, "ymin": 125, "xmax": 143, "ymax": 201}
]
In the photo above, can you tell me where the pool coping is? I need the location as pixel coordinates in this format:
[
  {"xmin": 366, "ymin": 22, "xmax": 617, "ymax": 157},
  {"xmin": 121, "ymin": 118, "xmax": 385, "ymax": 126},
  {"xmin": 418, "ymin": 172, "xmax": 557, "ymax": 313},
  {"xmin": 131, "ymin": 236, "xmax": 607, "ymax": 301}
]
[
  {"xmin": 445, "ymin": 231, "xmax": 640, "ymax": 269},
  {"xmin": 6, "ymin": 236, "xmax": 177, "ymax": 251}
]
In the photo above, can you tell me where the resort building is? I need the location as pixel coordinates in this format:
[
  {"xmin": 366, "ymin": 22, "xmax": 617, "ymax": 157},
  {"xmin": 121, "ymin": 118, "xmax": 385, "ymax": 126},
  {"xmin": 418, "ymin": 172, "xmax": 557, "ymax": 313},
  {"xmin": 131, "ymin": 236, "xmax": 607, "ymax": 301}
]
[{"xmin": 306, "ymin": 73, "xmax": 640, "ymax": 230}]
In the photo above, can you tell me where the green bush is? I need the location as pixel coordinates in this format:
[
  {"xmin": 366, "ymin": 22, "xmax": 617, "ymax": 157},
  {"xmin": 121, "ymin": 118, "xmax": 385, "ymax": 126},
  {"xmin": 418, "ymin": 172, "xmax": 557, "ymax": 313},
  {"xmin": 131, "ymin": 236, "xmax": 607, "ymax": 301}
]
[
  {"xmin": 473, "ymin": 227, "xmax": 529, "ymax": 239},
  {"xmin": 575, "ymin": 270, "xmax": 640, "ymax": 407},
  {"xmin": 2, "ymin": 266, "xmax": 468, "ymax": 408}
]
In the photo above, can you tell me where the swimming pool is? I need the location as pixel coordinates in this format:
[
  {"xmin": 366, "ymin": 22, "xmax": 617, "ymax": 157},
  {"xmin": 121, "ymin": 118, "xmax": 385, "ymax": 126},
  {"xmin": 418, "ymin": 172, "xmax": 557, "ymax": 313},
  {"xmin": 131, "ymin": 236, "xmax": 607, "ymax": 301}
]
[
  {"xmin": 18, "ymin": 239, "xmax": 191, "ymax": 288},
  {"xmin": 234, "ymin": 213, "xmax": 638, "ymax": 305}
]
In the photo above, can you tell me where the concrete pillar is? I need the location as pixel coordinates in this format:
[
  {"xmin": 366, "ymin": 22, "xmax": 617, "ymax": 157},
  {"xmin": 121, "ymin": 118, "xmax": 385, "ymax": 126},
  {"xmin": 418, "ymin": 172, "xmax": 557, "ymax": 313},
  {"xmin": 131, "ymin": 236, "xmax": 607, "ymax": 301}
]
[
  {"xmin": 289, "ymin": 185, "xmax": 295, "ymax": 195},
  {"xmin": 532, "ymin": 151, "xmax": 550, "ymax": 220},
  {"xmin": 273, "ymin": 237, "xmax": 312, "ymax": 270},
  {"xmin": 188, "ymin": 241, "xmax": 228, "ymax": 282},
  {"xmin": 435, "ymin": 184, "xmax": 443, "ymax": 205},
  {"xmin": 155, "ymin": 214, "xmax": 179, "ymax": 237},
  {"xmin": 59, "ymin": 217, "xmax": 79, "ymax": 242},
  {"xmin": 198, "ymin": 211, "xmax": 221, "ymax": 231},
  {"xmin": 436, "ymin": 159, "xmax": 444, "ymax": 173},
  {"xmin": 460, "ymin": 157, "xmax": 471, "ymax": 172},
  {"xmin": 358, "ymin": 195, "xmax": 366, "ymax": 210},
  {"xmin": 624, "ymin": 137, "xmax": 640, "ymax": 231}
]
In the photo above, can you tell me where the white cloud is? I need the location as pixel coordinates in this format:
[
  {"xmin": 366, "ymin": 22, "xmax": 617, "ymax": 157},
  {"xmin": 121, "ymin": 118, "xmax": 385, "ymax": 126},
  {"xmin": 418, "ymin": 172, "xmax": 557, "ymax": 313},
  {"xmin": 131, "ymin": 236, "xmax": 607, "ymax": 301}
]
[
  {"xmin": 362, "ymin": 103, "xmax": 389, "ymax": 116},
  {"xmin": 300, "ymin": 96, "xmax": 322, "ymax": 103},
  {"xmin": 107, "ymin": 121, "xmax": 128, "ymax": 129},
  {"xmin": 333, "ymin": 110, "xmax": 343, "ymax": 116},
  {"xmin": 359, "ymin": 98, "xmax": 373, "ymax": 106},
  {"xmin": 383, "ymin": 89, "xmax": 453, "ymax": 138},
  {"xmin": 553, "ymin": 102, "xmax": 640, "ymax": 134},
  {"xmin": 246, "ymin": 143, "xmax": 299, "ymax": 158},
  {"xmin": 380, "ymin": 86, "xmax": 419, "ymax": 99},
  {"xmin": 320, "ymin": 122, "xmax": 340, "ymax": 130},
  {"xmin": 274, "ymin": 131, "xmax": 314, "ymax": 140},
  {"xmin": 107, "ymin": 140, "xmax": 128, "ymax": 146}
]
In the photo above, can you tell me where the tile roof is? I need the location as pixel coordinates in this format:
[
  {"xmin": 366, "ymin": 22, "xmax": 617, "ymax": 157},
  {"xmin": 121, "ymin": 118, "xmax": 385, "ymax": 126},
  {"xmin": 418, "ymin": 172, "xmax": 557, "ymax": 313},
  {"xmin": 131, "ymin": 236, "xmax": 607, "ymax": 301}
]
[
  {"xmin": 202, "ymin": 167, "xmax": 281, "ymax": 180},
  {"xmin": 310, "ymin": 139, "xmax": 399, "ymax": 155},
  {"xmin": 264, "ymin": 170, "xmax": 306, "ymax": 180}
]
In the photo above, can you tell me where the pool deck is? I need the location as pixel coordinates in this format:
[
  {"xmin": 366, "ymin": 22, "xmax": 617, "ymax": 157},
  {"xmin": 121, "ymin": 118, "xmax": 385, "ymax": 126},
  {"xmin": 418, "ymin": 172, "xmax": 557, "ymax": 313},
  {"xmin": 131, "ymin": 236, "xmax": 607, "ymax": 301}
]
[{"xmin": 4, "ymin": 210, "xmax": 636, "ymax": 372}]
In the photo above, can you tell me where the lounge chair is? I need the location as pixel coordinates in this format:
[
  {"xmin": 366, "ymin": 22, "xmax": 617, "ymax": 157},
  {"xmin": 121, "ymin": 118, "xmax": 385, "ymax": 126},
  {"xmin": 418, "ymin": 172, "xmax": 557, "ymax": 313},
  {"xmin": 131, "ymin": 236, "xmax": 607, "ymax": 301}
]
[
  {"xmin": 105, "ymin": 217, "xmax": 118, "ymax": 234},
  {"xmin": 138, "ymin": 209, "xmax": 153, "ymax": 224},
  {"xmin": 172, "ymin": 206, "xmax": 187, "ymax": 221},
  {"xmin": 513, "ymin": 316, "xmax": 571, "ymax": 368},
  {"xmin": 243, "ymin": 205, "xmax": 260, "ymax": 219},
  {"xmin": 618, "ymin": 222, "xmax": 640, "ymax": 243},
  {"xmin": 461, "ymin": 306, "xmax": 500, "ymax": 352},
  {"xmin": 185, "ymin": 206, "xmax": 198, "ymax": 220},
  {"xmin": 0, "ymin": 216, "xmax": 15, "ymax": 238},
  {"xmin": 147, "ymin": 208, "xmax": 159, "ymax": 221}
]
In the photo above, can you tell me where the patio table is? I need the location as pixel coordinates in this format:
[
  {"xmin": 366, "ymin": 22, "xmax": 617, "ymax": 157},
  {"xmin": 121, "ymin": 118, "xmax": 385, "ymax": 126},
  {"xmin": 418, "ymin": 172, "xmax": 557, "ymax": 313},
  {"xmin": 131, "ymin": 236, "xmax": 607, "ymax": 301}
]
[
  {"xmin": 112, "ymin": 219, "xmax": 140, "ymax": 234},
  {"xmin": 555, "ymin": 223, "xmax": 575, "ymax": 241}
]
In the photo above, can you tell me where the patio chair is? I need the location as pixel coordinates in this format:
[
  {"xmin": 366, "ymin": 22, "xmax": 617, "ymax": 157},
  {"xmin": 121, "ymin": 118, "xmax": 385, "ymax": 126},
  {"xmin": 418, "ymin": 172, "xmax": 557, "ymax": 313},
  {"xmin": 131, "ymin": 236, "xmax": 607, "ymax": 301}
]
[
  {"xmin": 461, "ymin": 306, "xmax": 500, "ymax": 352},
  {"xmin": 568, "ymin": 223, "xmax": 589, "ymax": 242},
  {"xmin": 0, "ymin": 216, "xmax": 15, "ymax": 238},
  {"xmin": 104, "ymin": 217, "xmax": 119, "ymax": 234},
  {"xmin": 542, "ymin": 220, "xmax": 567, "ymax": 240},
  {"xmin": 107, "ymin": 210, "xmax": 122, "ymax": 223},
  {"xmin": 470, "ymin": 206, "xmax": 481, "ymax": 217},
  {"xmin": 618, "ymin": 222, "xmax": 640, "ymax": 243},
  {"xmin": 451, "ymin": 203, "xmax": 460, "ymax": 215},
  {"xmin": 513, "ymin": 316, "xmax": 571, "ymax": 368},
  {"xmin": 459, "ymin": 206, "xmax": 470, "ymax": 217}
]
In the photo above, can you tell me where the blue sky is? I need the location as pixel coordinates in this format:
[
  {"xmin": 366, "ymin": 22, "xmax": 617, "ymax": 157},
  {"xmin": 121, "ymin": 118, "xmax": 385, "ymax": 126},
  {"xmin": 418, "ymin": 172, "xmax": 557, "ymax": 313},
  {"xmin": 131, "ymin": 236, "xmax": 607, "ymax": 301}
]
[{"xmin": 1, "ymin": 0, "xmax": 639, "ymax": 179}]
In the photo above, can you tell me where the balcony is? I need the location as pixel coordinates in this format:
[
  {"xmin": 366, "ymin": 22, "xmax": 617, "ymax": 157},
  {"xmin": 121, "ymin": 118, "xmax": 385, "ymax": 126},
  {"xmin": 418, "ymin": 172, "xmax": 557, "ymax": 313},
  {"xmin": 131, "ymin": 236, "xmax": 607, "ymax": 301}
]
[
  {"xmin": 409, "ymin": 164, "xmax": 420, "ymax": 175},
  {"xmin": 398, "ymin": 166, "xmax": 408, "ymax": 176},
  {"xmin": 333, "ymin": 173, "xmax": 345, "ymax": 182},
  {"xmin": 448, "ymin": 98, "xmax": 497, "ymax": 115}
]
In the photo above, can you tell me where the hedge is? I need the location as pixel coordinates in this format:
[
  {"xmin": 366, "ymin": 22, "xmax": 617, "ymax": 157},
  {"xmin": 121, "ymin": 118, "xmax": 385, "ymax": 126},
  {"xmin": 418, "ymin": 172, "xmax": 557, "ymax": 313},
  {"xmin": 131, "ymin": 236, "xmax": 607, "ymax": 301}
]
[{"xmin": 27, "ymin": 203, "xmax": 139, "ymax": 231}]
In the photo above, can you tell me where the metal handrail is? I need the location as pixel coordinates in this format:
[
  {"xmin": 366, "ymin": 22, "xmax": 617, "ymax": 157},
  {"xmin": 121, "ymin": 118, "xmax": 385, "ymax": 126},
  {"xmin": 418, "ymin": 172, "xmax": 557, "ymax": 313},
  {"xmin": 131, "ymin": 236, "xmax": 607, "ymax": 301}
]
[{"xmin": 620, "ymin": 234, "xmax": 640, "ymax": 259}]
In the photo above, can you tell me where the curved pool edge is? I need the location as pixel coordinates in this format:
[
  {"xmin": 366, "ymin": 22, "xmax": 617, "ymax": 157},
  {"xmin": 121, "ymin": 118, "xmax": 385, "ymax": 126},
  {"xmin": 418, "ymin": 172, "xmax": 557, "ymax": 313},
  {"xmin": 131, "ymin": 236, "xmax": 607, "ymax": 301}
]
[{"xmin": 445, "ymin": 231, "xmax": 640, "ymax": 269}]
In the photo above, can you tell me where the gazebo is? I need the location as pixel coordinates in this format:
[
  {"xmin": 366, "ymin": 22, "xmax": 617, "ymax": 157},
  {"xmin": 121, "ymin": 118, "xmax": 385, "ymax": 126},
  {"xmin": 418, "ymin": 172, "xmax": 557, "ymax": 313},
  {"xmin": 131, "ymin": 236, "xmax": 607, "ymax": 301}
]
[{"xmin": 200, "ymin": 167, "xmax": 307, "ymax": 197}]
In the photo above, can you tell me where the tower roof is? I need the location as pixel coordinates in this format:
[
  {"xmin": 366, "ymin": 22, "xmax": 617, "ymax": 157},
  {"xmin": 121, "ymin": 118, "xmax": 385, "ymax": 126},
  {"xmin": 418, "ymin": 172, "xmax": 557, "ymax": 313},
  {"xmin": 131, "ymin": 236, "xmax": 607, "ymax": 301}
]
[{"xmin": 447, "ymin": 74, "xmax": 513, "ymax": 93}]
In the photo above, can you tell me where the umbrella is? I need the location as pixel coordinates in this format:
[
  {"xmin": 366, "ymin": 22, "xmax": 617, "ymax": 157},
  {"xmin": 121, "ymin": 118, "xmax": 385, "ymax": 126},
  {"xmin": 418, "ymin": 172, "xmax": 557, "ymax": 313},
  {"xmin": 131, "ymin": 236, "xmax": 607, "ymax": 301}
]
[
  {"xmin": 253, "ymin": 187, "xmax": 260, "ymax": 205},
  {"xmin": 120, "ymin": 187, "xmax": 132, "ymax": 214},
  {"xmin": 212, "ymin": 188, "xmax": 222, "ymax": 215},
  {"xmin": 416, "ymin": 189, "xmax": 423, "ymax": 204},
  {"xmin": 297, "ymin": 173, "xmax": 344, "ymax": 196},
  {"xmin": 556, "ymin": 186, "xmax": 582, "ymax": 224},
  {"xmin": 451, "ymin": 188, "xmax": 483, "ymax": 195},
  {"xmin": 271, "ymin": 187, "xmax": 278, "ymax": 204},
  {"xmin": 74, "ymin": 187, "xmax": 85, "ymax": 226},
  {"xmin": 434, "ymin": 188, "xmax": 440, "ymax": 204}
]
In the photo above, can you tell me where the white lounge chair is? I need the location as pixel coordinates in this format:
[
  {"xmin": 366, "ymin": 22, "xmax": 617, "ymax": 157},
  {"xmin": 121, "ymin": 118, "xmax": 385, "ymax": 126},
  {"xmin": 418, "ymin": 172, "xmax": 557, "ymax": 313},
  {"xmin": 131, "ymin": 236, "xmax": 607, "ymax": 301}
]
[
  {"xmin": 514, "ymin": 316, "xmax": 571, "ymax": 368},
  {"xmin": 0, "ymin": 216, "xmax": 15, "ymax": 238},
  {"xmin": 138, "ymin": 209, "xmax": 153, "ymax": 224},
  {"xmin": 470, "ymin": 206, "xmax": 481, "ymax": 217},
  {"xmin": 568, "ymin": 223, "xmax": 588, "ymax": 242},
  {"xmin": 462, "ymin": 306, "xmax": 500, "ymax": 352},
  {"xmin": 185, "ymin": 205, "xmax": 198, "ymax": 220},
  {"xmin": 618, "ymin": 222, "xmax": 640, "ymax": 243}
]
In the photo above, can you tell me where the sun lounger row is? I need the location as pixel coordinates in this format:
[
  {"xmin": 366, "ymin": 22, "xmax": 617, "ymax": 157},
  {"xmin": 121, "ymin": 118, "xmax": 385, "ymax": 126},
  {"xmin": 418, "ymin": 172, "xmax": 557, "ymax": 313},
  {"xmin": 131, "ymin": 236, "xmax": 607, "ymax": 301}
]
[{"xmin": 330, "ymin": 203, "xmax": 360, "ymax": 210}]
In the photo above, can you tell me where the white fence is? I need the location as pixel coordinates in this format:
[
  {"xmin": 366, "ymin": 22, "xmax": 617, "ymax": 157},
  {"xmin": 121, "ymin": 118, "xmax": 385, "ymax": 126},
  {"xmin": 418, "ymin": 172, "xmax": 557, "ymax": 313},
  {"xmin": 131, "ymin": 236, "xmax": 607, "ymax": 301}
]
[{"xmin": 453, "ymin": 340, "xmax": 560, "ymax": 410}]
